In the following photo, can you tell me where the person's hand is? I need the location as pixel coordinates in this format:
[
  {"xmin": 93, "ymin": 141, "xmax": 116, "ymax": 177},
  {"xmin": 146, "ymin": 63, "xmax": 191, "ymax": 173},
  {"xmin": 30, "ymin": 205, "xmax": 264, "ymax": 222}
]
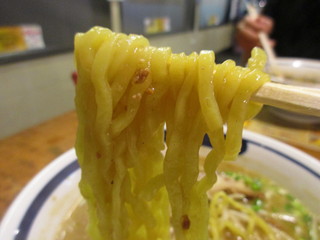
[{"xmin": 235, "ymin": 15, "xmax": 275, "ymax": 60}]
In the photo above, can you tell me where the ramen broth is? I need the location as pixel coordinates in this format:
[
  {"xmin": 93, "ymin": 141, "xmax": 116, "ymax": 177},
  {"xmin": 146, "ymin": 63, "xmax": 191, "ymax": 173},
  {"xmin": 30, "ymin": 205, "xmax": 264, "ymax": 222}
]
[{"xmin": 56, "ymin": 163, "xmax": 319, "ymax": 240}]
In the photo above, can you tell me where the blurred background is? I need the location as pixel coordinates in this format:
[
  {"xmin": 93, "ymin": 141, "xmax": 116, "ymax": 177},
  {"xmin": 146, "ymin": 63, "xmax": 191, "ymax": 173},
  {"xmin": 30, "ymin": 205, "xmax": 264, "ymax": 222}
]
[
  {"xmin": 2, "ymin": 0, "xmax": 320, "ymax": 145},
  {"xmin": 1, "ymin": 0, "xmax": 249, "ymax": 139}
]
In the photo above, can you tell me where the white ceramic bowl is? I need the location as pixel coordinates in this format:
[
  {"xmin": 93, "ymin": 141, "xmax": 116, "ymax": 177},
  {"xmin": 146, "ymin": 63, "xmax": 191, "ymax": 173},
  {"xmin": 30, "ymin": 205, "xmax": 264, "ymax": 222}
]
[
  {"xmin": 0, "ymin": 130, "xmax": 319, "ymax": 240},
  {"xmin": 268, "ymin": 57, "xmax": 320, "ymax": 87},
  {"xmin": 267, "ymin": 57, "xmax": 320, "ymax": 124}
]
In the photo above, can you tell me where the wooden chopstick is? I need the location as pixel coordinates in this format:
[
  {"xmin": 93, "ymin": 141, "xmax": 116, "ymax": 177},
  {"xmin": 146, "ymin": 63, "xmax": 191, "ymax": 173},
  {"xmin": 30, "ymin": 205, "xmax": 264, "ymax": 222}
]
[
  {"xmin": 244, "ymin": 4, "xmax": 319, "ymax": 117},
  {"xmin": 252, "ymin": 82, "xmax": 320, "ymax": 117}
]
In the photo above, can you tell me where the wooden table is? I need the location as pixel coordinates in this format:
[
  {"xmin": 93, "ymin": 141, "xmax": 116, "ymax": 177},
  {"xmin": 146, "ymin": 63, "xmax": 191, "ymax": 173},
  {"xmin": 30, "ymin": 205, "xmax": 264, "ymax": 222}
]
[
  {"xmin": 0, "ymin": 111, "xmax": 77, "ymax": 219},
  {"xmin": 0, "ymin": 110, "xmax": 319, "ymax": 220}
]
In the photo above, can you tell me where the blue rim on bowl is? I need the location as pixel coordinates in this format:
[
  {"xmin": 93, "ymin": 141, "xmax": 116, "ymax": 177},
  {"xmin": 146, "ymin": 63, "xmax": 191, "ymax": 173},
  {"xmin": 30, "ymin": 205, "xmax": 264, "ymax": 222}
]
[{"xmin": 0, "ymin": 130, "xmax": 319, "ymax": 240}]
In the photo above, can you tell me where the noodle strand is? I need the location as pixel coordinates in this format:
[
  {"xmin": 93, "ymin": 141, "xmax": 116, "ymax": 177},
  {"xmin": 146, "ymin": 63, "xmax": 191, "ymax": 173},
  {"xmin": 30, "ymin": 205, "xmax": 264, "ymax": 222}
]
[{"xmin": 74, "ymin": 27, "xmax": 269, "ymax": 240}]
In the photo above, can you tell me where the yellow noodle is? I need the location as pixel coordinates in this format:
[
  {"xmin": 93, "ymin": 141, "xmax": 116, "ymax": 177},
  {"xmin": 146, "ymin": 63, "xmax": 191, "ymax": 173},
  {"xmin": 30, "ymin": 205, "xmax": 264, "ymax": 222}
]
[
  {"xmin": 74, "ymin": 27, "xmax": 269, "ymax": 240},
  {"xmin": 209, "ymin": 191, "xmax": 277, "ymax": 240}
]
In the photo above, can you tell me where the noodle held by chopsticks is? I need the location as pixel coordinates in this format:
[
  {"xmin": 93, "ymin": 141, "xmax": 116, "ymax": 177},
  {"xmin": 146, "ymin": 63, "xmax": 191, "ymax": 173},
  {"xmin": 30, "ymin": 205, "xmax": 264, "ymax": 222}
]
[{"xmin": 74, "ymin": 27, "xmax": 269, "ymax": 240}]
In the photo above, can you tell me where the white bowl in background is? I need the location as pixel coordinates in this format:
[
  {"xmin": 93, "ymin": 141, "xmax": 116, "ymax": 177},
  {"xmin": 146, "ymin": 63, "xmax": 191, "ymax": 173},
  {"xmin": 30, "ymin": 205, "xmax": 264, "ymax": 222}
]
[
  {"xmin": 268, "ymin": 57, "xmax": 320, "ymax": 87},
  {"xmin": 0, "ymin": 130, "xmax": 319, "ymax": 240},
  {"xmin": 267, "ymin": 57, "xmax": 320, "ymax": 124}
]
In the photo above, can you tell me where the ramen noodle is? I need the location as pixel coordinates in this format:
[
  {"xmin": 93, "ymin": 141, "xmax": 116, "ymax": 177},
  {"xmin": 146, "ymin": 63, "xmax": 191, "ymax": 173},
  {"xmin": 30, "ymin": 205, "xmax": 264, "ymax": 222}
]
[
  {"xmin": 74, "ymin": 27, "xmax": 269, "ymax": 240},
  {"xmin": 57, "ymin": 163, "xmax": 319, "ymax": 240}
]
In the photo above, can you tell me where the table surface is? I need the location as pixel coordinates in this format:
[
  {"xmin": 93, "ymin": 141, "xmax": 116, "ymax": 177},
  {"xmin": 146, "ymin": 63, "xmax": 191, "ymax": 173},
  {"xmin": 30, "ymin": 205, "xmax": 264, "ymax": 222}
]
[
  {"xmin": 0, "ymin": 111, "xmax": 78, "ymax": 220},
  {"xmin": 0, "ymin": 110, "xmax": 319, "ymax": 220}
]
